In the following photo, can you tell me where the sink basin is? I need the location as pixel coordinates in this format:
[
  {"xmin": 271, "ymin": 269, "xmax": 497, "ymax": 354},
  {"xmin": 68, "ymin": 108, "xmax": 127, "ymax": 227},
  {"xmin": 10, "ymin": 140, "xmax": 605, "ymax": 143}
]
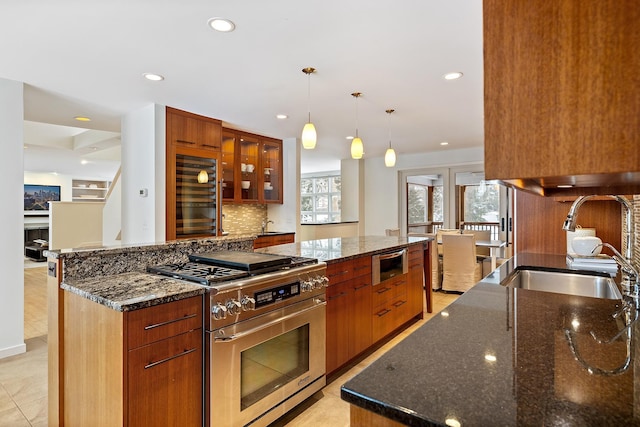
[{"xmin": 503, "ymin": 269, "xmax": 622, "ymax": 299}]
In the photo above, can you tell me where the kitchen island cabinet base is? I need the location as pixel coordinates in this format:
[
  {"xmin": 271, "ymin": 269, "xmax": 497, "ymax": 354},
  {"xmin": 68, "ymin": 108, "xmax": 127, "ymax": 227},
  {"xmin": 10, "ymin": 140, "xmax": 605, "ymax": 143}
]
[{"xmin": 350, "ymin": 405, "xmax": 405, "ymax": 427}]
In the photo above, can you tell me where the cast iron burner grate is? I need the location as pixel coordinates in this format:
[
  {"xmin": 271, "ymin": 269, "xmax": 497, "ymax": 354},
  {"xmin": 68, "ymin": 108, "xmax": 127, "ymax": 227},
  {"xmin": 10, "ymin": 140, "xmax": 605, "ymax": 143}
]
[{"xmin": 147, "ymin": 262, "xmax": 249, "ymax": 286}]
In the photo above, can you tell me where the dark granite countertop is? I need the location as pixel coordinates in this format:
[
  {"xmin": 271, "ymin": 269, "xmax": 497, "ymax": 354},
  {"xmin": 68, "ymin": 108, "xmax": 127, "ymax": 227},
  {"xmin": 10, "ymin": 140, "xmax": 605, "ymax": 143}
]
[
  {"xmin": 256, "ymin": 235, "xmax": 431, "ymax": 263},
  {"xmin": 61, "ymin": 272, "xmax": 206, "ymax": 312},
  {"xmin": 341, "ymin": 253, "xmax": 639, "ymax": 426}
]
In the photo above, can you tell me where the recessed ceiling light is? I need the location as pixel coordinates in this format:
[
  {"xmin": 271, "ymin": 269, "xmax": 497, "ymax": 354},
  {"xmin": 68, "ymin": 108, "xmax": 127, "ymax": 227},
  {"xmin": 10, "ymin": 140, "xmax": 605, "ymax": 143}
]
[
  {"xmin": 440, "ymin": 311, "xmax": 449, "ymax": 317},
  {"xmin": 346, "ymin": 136, "xmax": 354, "ymax": 140},
  {"xmin": 143, "ymin": 73, "xmax": 164, "ymax": 82},
  {"xmin": 443, "ymin": 72, "xmax": 463, "ymax": 80},
  {"xmin": 74, "ymin": 116, "xmax": 91, "ymax": 122},
  {"xmin": 80, "ymin": 159, "xmax": 89, "ymax": 165},
  {"xmin": 440, "ymin": 141, "xmax": 449, "ymax": 146},
  {"xmin": 276, "ymin": 114, "xmax": 288, "ymax": 119},
  {"xmin": 208, "ymin": 17, "xmax": 236, "ymax": 32},
  {"xmin": 557, "ymin": 184, "xmax": 573, "ymax": 188}
]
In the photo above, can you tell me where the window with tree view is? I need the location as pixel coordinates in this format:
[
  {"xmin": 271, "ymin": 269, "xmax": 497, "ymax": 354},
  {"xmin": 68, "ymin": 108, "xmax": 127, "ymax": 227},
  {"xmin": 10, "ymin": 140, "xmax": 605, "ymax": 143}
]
[
  {"xmin": 301, "ymin": 175, "xmax": 341, "ymax": 224},
  {"xmin": 407, "ymin": 183, "xmax": 442, "ymax": 232}
]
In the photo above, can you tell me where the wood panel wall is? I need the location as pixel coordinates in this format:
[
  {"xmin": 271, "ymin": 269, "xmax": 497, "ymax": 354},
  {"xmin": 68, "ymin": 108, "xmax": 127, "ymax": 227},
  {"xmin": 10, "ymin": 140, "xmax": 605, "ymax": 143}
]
[{"xmin": 515, "ymin": 191, "xmax": 622, "ymax": 255}]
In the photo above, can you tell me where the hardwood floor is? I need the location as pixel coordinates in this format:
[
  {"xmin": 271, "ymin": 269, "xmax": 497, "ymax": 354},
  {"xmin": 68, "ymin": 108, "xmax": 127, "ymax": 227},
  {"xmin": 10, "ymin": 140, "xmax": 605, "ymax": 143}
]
[{"xmin": 0, "ymin": 268, "xmax": 459, "ymax": 427}]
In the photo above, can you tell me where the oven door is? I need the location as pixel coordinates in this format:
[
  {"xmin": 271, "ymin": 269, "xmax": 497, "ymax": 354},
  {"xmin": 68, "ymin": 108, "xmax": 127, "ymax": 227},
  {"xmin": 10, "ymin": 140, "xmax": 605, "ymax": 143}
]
[{"xmin": 210, "ymin": 297, "xmax": 326, "ymax": 427}]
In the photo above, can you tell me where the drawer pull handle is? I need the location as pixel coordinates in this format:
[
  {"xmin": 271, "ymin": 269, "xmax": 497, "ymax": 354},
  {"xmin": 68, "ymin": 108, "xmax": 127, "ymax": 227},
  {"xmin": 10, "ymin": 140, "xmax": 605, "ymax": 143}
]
[
  {"xmin": 353, "ymin": 283, "xmax": 369, "ymax": 291},
  {"xmin": 144, "ymin": 348, "xmax": 197, "ymax": 369},
  {"xmin": 332, "ymin": 270, "xmax": 350, "ymax": 277},
  {"xmin": 201, "ymin": 143, "xmax": 220, "ymax": 148},
  {"xmin": 176, "ymin": 139, "xmax": 196, "ymax": 145},
  {"xmin": 376, "ymin": 287, "xmax": 391, "ymax": 295},
  {"xmin": 144, "ymin": 313, "xmax": 198, "ymax": 330},
  {"xmin": 376, "ymin": 308, "xmax": 391, "ymax": 317},
  {"xmin": 393, "ymin": 300, "xmax": 407, "ymax": 308},
  {"xmin": 394, "ymin": 280, "xmax": 406, "ymax": 286},
  {"xmin": 329, "ymin": 291, "xmax": 347, "ymax": 301}
]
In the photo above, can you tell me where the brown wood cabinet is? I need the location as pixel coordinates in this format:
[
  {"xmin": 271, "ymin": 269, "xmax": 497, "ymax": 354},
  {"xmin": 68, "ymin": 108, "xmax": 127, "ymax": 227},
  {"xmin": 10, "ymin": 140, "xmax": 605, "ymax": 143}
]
[
  {"xmin": 166, "ymin": 107, "xmax": 222, "ymax": 240},
  {"xmin": 326, "ymin": 256, "xmax": 372, "ymax": 374},
  {"xmin": 167, "ymin": 107, "xmax": 222, "ymax": 152},
  {"xmin": 325, "ymin": 243, "xmax": 427, "ymax": 375},
  {"xmin": 62, "ymin": 294, "xmax": 204, "ymax": 427},
  {"xmin": 483, "ymin": 0, "xmax": 640, "ymax": 196},
  {"xmin": 221, "ymin": 128, "xmax": 283, "ymax": 204},
  {"xmin": 253, "ymin": 232, "xmax": 295, "ymax": 249}
]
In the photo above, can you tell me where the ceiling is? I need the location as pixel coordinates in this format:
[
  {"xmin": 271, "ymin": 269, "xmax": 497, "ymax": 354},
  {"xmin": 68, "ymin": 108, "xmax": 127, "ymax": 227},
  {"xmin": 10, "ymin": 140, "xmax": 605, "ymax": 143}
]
[{"xmin": 3, "ymin": 0, "xmax": 484, "ymax": 176}]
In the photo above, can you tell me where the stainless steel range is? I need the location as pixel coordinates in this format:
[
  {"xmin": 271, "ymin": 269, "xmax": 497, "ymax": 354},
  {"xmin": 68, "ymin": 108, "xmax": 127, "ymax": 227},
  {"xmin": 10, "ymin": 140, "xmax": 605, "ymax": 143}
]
[{"xmin": 148, "ymin": 250, "xmax": 328, "ymax": 427}]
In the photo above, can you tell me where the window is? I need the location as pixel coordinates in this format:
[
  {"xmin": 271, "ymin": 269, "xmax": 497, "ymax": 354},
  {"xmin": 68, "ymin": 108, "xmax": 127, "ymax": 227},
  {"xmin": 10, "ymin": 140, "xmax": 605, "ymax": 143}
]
[
  {"xmin": 301, "ymin": 175, "xmax": 341, "ymax": 223},
  {"xmin": 458, "ymin": 179, "xmax": 501, "ymax": 239},
  {"xmin": 407, "ymin": 178, "xmax": 443, "ymax": 233}
]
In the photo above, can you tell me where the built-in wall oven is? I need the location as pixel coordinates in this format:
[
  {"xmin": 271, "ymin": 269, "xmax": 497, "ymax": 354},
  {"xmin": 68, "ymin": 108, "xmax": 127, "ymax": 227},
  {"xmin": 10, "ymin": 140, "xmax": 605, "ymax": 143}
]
[
  {"xmin": 372, "ymin": 248, "xmax": 408, "ymax": 285},
  {"xmin": 148, "ymin": 251, "xmax": 327, "ymax": 427}
]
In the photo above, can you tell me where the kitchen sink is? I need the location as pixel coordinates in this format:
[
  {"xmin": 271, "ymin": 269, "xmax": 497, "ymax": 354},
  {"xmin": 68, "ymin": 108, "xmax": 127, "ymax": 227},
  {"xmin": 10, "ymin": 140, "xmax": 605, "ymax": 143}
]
[{"xmin": 502, "ymin": 268, "xmax": 622, "ymax": 300}]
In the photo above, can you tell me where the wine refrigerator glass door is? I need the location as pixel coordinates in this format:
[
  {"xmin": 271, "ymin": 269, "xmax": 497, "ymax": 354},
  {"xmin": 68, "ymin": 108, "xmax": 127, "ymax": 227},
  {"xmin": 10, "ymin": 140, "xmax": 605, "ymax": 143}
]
[{"xmin": 175, "ymin": 153, "xmax": 218, "ymax": 238}]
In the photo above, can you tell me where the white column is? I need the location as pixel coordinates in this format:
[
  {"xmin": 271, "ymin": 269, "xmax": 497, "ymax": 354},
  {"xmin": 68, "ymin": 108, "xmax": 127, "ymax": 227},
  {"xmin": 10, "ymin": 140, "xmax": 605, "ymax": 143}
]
[
  {"xmin": 120, "ymin": 104, "xmax": 166, "ymax": 244},
  {"xmin": 0, "ymin": 78, "xmax": 26, "ymax": 358}
]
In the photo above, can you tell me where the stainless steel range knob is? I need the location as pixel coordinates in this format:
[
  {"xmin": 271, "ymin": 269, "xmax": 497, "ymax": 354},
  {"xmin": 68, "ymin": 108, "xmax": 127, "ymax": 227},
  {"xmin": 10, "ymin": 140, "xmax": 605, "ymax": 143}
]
[
  {"xmin": 241, "ymin": 295, "xmax": 256, "ymax": 311},
  {"xmin": 211, "ymin": 302, "xmax": 227, "ymax": 320},
  {"xmin": 225, "ymin": 299, "xmax": 242, "ymax": 315},
  {"xmin": 313, "ymin": 277, "xmax": 325, "ymax": 289},
  {"xmin": 301, "ymin": 280, "xmax": 314, "ymax": 292}
]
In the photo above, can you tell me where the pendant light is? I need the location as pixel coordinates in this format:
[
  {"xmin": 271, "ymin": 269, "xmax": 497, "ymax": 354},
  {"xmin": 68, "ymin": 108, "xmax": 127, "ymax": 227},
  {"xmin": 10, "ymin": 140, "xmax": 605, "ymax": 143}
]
[
  {"xmin": 384, "ymin": 109, "xmax": 396, "ymax": 167},
  {"xmin": 197, "ymin": 169, "xmax": 209, "ymax": 184},
  {"xmin": 301, "ymin": 67, "xmax": 317, "ymax": 149},
  {"xmin": 350, "ymin": 92, "xmax": 364, "ymax": 159}
]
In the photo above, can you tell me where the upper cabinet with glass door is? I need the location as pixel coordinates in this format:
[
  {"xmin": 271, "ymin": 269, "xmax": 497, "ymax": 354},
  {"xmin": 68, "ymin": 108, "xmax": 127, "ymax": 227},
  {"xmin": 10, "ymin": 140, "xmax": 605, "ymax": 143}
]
[
  {"xmin": 239, "ymin": 134, "xmax": 260, "ymax": 202},
  {"xmin": 261, "ymin": 138, "xmax": 282, "ymax": 203},
  {"xmin": 221, "ymin": 128, "xmax": 283, "ymax": 204}
]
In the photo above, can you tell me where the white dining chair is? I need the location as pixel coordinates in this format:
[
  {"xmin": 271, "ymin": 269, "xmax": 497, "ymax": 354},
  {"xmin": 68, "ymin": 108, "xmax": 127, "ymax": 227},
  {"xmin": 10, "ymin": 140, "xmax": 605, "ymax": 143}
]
[{"xmin": 441, "ymin": 233, "xmax": 483, "ymax": 293}]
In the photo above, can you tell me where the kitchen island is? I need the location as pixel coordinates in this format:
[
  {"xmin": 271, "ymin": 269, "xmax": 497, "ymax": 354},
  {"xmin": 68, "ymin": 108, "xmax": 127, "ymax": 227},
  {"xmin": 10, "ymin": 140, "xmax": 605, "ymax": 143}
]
[
  {"xmin": 341, "ymin": 253, "xmax": 639, "ymax": 426},
  {"xmin": 258, "ymin": 235, "xmax": 432, "ymax": 375}
]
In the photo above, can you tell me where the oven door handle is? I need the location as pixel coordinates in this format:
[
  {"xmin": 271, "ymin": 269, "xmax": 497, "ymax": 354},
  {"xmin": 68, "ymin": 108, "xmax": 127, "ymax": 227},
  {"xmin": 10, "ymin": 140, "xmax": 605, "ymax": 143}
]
[
  {"xmin": 214, "ymin": 299, "xmax": 326, "ymax": 342},
  {"xmin": 377, "ymin": 249, "xmax": 406, "ymax": 260}
]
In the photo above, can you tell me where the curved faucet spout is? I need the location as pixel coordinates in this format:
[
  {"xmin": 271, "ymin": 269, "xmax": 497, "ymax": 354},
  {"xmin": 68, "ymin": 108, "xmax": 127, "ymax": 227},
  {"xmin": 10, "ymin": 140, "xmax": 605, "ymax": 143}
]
[{"xmin": 562, "ymin": 195, "xmax": 634, "ymax": 262}]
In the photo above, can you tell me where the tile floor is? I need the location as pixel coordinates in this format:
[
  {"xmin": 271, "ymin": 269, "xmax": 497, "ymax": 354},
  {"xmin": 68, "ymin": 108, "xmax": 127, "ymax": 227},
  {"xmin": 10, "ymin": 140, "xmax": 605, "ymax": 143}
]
[{"xmin": 0, "ymin": 267, "xmax": 459, "ymax": 427}]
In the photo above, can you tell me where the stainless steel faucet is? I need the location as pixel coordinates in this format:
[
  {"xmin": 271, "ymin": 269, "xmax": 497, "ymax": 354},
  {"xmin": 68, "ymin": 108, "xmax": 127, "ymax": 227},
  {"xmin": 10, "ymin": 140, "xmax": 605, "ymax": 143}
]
[
  {"xmin": 562, "ymin": 195, "xmax": 635, "ymax": 263},
  {"xmin": 563, "ymin": 194, "xmax": 638, "ymax": 294},
  {"xmin": 261, "ymin": 219, "xmax": 274, "ymax": 234}
]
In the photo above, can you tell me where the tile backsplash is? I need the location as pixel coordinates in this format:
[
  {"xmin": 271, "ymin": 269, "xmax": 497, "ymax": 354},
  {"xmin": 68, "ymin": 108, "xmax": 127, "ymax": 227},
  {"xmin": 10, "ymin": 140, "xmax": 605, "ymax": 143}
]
[{"xmin": 222, "ymin": 204, "xmax": 268, "ymax": 235}]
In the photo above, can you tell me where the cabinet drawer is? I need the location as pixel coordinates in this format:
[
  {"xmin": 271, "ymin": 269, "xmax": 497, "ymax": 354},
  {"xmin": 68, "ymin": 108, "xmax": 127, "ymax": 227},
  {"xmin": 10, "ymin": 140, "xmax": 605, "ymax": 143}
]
[
  {"xmin": 127, "ymin": 296, "xmax": 202, "ymax": 349},
  {"xmin": 371, "ymin": 275, "xmax": 407, "ymax": 307},
  {"xmin": 127, "ymin": 329, "xmax": 203, "ymax": 427},
  {"xmin": 327, "ymin": 256, "xmax": 372, "ymax": 285},
  {"xmin": 371, "ymin": 294, "xmax": 409, "ymax": 341}
]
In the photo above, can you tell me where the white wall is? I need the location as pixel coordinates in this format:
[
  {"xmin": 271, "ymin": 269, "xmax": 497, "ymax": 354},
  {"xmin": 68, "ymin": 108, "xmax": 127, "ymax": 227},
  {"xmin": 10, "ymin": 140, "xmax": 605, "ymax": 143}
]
[
  {"xmin": 363, "ymin": 146, "xmax": 484, "ymax": 235},
  {"xmin": 0, "ymin": 78, "xmax": 26, "ymax": 358},
  {"xmin": 267, "ymin": 137, "xmax": 299, "ymax": 237},
  {"xmin": 121, "ymin": 104, "xmax": 166, "ymax": 245}
]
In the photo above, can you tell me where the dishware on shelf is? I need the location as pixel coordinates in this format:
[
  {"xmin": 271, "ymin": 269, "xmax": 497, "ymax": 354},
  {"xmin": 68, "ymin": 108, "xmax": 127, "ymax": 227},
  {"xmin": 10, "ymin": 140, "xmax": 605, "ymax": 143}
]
[
  {"xmin": 246, "ymin": 164, "xmax": 255, "ymax": 173},
  {"xmin": 264, "ymin": 168, "xmax": 271, "ymax": 175},
  {"xmin": 89, "ymin": 184, "xmax": 98, "ymax": 189},
  {"xmin": 264, "ymin": 182, "xmax": 273, "ymax": 190},
  {"xmin": 241, "ymin": 181, "xmax": 251, "ymax": 189},
  {"xmin": 241, "ymin": 163, "xmax": 247, "ymax": 172}
]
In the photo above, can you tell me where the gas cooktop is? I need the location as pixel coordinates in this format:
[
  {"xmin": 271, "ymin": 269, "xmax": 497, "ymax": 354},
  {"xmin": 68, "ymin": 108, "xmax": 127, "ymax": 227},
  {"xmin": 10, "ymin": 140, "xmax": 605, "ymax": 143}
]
[
  {"xmin": 147, "ymin": 251, "xmax": 318, "ymax": 287},
  {"xmin": 147, "ymin": 262, "xmax": 250, "ymax": 286}
]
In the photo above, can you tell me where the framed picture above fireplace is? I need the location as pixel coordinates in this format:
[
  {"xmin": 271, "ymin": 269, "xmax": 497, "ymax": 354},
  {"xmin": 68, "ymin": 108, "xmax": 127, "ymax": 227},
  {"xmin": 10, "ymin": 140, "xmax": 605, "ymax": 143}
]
[{"xmin": 24, "ymin": 184, "xmax": 61, "ymax": 213}]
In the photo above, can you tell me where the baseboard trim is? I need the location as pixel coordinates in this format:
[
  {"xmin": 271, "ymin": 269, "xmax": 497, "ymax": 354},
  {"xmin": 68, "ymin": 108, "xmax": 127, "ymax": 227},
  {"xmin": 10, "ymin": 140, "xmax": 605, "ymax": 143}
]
[{"xmin": 0, "ymin": 342, "xmax": 27, "ymax": 360}]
